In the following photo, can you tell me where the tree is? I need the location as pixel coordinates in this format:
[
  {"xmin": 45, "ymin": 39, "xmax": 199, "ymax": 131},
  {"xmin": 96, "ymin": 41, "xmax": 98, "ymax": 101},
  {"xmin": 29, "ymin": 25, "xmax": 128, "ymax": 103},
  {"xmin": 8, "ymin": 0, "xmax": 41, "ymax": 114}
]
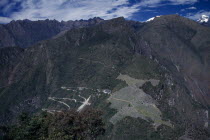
[{"xmin": 1, "ymin": 109, "xmax": 105, "ymax": 140}]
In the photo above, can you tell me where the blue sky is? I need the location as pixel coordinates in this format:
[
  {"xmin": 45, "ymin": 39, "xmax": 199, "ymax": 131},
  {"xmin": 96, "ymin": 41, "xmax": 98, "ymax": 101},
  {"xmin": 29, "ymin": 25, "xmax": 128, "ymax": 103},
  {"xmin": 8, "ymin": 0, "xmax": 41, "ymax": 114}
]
[{"xmin": 0, "ymin": 0, "xmax": 209, "ymax": 23}]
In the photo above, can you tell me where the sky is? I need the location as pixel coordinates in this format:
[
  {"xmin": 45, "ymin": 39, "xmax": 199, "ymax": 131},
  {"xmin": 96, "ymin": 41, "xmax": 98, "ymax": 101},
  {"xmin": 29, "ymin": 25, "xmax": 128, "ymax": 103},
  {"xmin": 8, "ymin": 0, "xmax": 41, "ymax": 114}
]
[{"xmin": 0, "ymin": 0, "xmax": 209, "ymax": 23}]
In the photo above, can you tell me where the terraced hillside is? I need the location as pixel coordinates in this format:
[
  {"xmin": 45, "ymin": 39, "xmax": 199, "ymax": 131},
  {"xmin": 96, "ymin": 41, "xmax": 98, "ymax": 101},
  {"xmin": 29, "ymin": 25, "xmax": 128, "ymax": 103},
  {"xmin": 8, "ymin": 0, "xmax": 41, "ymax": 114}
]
[
  {"xmin": 108, "ymin": 74, "xmax": 172, "ymax": 127},
  {"xmin": 0, "ymin": 15, "xmax": 209, "ymax": 139}
]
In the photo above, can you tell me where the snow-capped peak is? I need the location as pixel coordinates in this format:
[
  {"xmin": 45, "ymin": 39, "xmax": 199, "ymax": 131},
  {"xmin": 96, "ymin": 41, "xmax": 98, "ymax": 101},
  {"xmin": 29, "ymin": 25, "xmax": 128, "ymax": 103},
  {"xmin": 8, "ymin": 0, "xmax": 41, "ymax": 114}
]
[
  {"xmin": 197, "ymin": 15, "xmax": 209, "ymax": 23},
  {"xmin": 145, "ymin": 16, "xmax": 160, "ymax": 22}
]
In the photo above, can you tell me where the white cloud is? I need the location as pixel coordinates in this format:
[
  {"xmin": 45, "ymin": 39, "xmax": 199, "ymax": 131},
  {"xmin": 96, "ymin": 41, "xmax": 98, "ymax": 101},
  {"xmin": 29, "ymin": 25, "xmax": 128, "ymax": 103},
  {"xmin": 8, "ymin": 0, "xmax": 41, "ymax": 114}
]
[
  {"xmin": 186, "ymin": 10, "xmax": 210, "ymax": 20},
  {"xmin": 0, "ymin": 0, "xmax": 199, "ymax": 23},
  {"xmin": 168, "ymin": 0, "xmax": 197, "ymax": 5},
  {"xmin": 0, "ymin": 0, "xmax": 8, "ymax": 7},
  {"xmin": 2, "ymin": 0, "xmax": 141, "ymax": 22},
  {"xmin": 137, "ymin": 0, "xmax": 198, "ymax": 7},
  {"xmin": 181, "ymin": 6, "xmax": 197, "ymax": 12},
  {"xmin": 187, "ymin": 6, "xmax": 197, "ymax": 10},
  {"xmin": 0, "ymin": 16, "xmax": 12, "ymax": 24}
]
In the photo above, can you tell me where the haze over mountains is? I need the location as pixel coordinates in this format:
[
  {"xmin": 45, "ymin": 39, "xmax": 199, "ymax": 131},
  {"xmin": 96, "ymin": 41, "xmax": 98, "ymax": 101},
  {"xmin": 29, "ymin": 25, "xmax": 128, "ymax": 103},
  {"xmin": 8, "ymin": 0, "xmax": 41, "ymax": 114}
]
[{"xmin": 0, "ymin": 15, "xmax": 210, "ymax": 139}]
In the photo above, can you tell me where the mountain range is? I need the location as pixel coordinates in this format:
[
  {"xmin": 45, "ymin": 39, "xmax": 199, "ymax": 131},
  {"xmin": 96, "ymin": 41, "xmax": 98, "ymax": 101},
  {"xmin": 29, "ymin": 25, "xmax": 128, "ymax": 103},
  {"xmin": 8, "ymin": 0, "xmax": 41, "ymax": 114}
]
[
  {"xmin": 0, "ymin": 17, "xmax": 103, "ymax": 48},
  {"xmin": 0, "ymin": 15, "xmax": 209, "ymax": 140}
]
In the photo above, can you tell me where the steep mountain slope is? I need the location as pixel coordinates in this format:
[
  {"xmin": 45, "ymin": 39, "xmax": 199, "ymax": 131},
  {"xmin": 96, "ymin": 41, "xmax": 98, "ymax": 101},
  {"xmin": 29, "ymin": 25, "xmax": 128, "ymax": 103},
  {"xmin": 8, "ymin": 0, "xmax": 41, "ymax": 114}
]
[
  {"xmin": 0, "ymin": 17, "xmax": 103, "ymax": 48},
  {"xmin": 202, "ymin": 20, "xmax": 210, "ymax": 27},
  {"xmin": 0, "ymin": 16, "xmax": 209, "ymax": 139},
  {"xmin": 0, "ymin": 47, "xmax": 24, "ymax": 87},
  {"xmin": 136, "ymin": 15, "xmax": 210, "ymax": 107}
]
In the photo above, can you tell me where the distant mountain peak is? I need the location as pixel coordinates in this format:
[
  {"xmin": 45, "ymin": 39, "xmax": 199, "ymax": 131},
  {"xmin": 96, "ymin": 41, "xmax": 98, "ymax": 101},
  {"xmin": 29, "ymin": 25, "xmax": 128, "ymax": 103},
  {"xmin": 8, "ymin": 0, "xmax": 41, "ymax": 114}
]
[{"xmin": 197, "ymin": 15, "xmax": 209, "ymax": 23}]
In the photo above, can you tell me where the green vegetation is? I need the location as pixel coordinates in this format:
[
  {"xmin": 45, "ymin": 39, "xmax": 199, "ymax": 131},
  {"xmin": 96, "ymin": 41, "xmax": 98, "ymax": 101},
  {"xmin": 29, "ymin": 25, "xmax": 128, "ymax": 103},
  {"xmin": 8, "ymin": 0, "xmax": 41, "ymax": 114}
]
[
  {"xmin": 122, "ymin": 55, "xmax": 162, "ymax": 79},
  {"xmin": 108, "ymin": 117, "xmax": 176, "ymax": 140},
  {"xmin": 0, "ymin": 109, "xmax": 105, "ymax": 140},
  {"xmin": 0, "ymin": 16, "xmax": 209, "ymax": 140}
]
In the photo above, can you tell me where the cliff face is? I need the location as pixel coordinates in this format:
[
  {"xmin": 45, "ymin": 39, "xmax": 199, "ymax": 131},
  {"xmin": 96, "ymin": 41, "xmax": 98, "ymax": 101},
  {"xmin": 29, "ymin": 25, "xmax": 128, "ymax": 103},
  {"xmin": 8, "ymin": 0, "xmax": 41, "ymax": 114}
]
[
  {"xmin": 0, "ymin": 16, "xmax": 209, "ymax": 139},
  {"xmin": 0, "ymin": 17, "xmax": 103, "ymax": 48}
]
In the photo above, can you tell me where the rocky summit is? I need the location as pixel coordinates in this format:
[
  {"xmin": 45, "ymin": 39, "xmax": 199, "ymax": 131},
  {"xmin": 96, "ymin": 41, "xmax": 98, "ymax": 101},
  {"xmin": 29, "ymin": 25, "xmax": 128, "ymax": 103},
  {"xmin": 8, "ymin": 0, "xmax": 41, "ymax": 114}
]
[{"xmin": 0, "ymin": 15, "xmax": 210, "ymax": 140}]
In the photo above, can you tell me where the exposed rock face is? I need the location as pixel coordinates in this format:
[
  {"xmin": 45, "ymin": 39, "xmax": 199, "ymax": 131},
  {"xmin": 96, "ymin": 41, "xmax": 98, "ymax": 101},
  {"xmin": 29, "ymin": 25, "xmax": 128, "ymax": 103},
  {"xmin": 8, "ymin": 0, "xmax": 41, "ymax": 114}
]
[
  {"xmin": 0, "ymin": 17, "xmax": 103, "ymax": 48},
  {"xmin": 0, "ymin": 15, "xmax": 209, "ymax": 139}
]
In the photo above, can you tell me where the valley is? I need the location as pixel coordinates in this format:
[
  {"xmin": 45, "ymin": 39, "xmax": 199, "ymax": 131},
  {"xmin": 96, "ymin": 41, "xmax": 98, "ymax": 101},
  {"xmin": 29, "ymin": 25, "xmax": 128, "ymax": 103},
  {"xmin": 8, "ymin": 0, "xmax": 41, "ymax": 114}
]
[{"xmin": 0, "ymin": 15, "xmax": 209, "ymax": 139}]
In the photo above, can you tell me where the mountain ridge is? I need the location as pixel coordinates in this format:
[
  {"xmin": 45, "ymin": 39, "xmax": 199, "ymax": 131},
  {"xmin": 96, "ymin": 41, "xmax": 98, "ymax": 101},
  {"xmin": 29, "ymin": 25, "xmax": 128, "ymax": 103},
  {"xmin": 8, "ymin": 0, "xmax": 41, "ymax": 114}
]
[
  {"xmin": 0, "ymin": 17, "xmax": 103, "ymax": 48},
  {"xmin": 0, "ymin": 15, "xmax": 209, "ymax": 140}
]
